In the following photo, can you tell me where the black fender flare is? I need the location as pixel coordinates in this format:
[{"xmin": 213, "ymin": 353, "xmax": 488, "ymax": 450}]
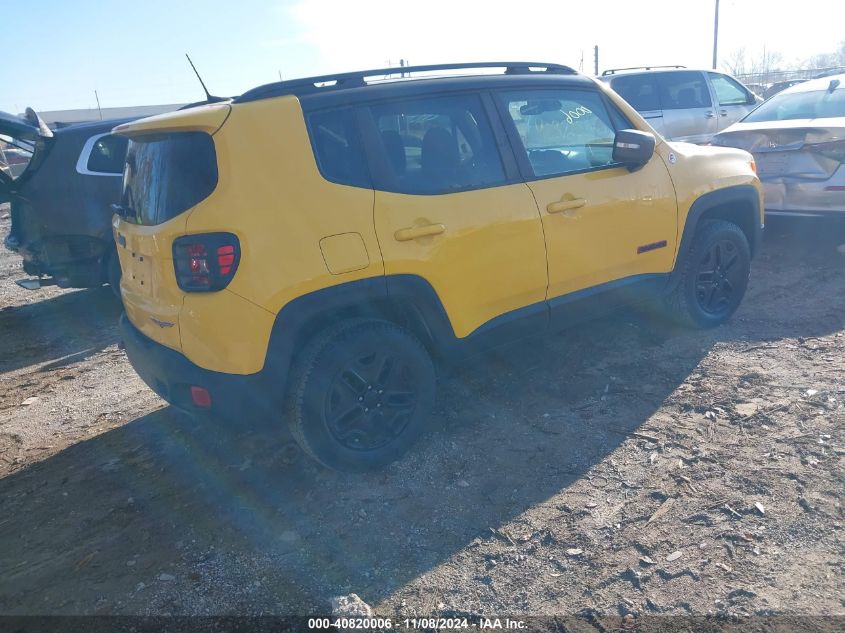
[
  {"xmin": 262, "ymin": 274, "xmax": 458, "ymax": 387},
  {"xmin": 666, "ymin": 184, "xmax": 762, "ymax": 292}
]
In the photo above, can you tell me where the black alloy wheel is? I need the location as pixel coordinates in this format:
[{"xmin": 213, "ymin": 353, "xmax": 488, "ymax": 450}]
[
  {"xmin": 324, "ymin": 350, "xmax": 417, "ymax": 451},
  {"xmin": 286, "ymin": 319, "xmax": 436, "ymax": 471},
  {"xmin": 694, "ymin": 238, "xmax": 743, "ymax": 317}
]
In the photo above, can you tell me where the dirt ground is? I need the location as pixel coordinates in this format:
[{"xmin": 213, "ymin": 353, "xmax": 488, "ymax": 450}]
[{"xmin": 0, "ymin": 204, "xmax": 843, "ymax": 619}]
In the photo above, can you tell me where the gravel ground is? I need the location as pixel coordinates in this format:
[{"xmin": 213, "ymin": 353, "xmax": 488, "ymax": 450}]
[{"xmin": 0, "ymin": 205, "xmax": 843, "ymax": 619}]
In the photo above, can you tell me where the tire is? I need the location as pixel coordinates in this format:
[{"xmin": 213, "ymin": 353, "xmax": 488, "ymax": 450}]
[
  {"xmin": 105, "ymin": 249, "xmax": 122, "ymax": 299},
  {"xmin": 285, "ymin": 319, "xmax": 436, "ymax": 472},
  {"xmin": 666, "ymin": 220, "xmax": 751, "ymax": 328}
]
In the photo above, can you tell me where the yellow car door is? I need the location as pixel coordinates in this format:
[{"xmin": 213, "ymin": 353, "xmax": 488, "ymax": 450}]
[
  {"xmin": 364, "ymin": 92, "xmax": 548, "ymax": 339},
  {"xmin": 495, "ymin": 87, "xmax": 677, "ymax": 312}
]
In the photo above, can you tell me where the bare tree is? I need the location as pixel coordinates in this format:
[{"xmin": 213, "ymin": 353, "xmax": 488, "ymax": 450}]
[
  {"xmin": 723, "ymin": 47, "xmax": 749, "ymax": 76},
  {"xmin": 722, "ymin": 46, "xmax": 784, "ymax": 80},
  {"xmin": 802, "ymin": 40, "xmax": 845, "ymax": 69}
]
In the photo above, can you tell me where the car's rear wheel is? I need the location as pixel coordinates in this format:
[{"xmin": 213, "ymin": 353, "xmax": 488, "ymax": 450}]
[
  {"xmin": 666, "ymin": 220, "xmax": 751, "ymax": 328},
  {"xmin": 285, "ymin": 319, "xmax": 436, "ymax": 471}
]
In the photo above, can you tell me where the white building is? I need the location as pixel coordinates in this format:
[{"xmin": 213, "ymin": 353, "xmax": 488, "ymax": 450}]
[{"xmin": 34, "ymin": 104, "xmax": 186, "ymax": 127}]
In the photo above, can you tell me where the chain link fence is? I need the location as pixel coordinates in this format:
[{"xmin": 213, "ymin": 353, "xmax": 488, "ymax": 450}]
[{"xmin": 736, "ymin": 66, "xmax": 845, "ymax": 97}]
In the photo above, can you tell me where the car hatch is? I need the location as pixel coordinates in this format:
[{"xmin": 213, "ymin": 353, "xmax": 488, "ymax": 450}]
[{"xmin": 0, "ymin": 108, "xmax": 53, "ymax": 203}]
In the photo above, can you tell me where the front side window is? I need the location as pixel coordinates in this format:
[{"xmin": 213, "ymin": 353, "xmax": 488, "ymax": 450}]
[
  {"xmin": 309, "ymin": 108, "xmax": 370, "ymax": 188},
  {"xmin": 657, "ymin": 71, "xmax": 712, "ymax": 109},
  {"xmin": 499, "ymin": 89, "xmax": 619, "ymax": 178},
  {"xmin": 121, "ymin": 132, "xmax": 217, "ymax": 225},
  {"xmin": 610, "ymin": 75, "xmax": 660, "ymax": 111},
  {"xmin": 708, "ymin": 73, "xmax": 750, "ymax": 106},
  {"xmin": 87, "ymin": 134, "xmax": 128, "ymax": 174},
  {"xmin": 367, "ymin": 93, "xmax": 505, "ymax": 194}
]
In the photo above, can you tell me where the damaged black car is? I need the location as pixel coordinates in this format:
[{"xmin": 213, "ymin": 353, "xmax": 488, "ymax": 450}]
[{"xmin": 1, "ymin": 109, "xmax": 132, "ymax": 294}]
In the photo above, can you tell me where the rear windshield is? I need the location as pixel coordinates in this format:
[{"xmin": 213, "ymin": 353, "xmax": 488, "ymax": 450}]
[
  {"xmin": 121, "ymin": 132, "xmax": 217, "ymax": 225},
  {"xmin": 744, "ymin": 88, "xmax": 845, "ymax": 122}
]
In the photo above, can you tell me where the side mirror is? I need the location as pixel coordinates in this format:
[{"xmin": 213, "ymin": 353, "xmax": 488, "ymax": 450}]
[
  {"xmin": 748, "ymin": 92, "xmax": 761, "ymax": 105},
  {"xmin": 612, "ymin": 129, "xmax": 655, "ymax": 170}
]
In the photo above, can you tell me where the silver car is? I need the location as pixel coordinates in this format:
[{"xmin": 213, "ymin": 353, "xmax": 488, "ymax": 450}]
[
  {"xmin": 601, "ymin": 67, "xmax": 761, "ymax": 143},
  {"xmin": 712, "ymin": 74, "xmax": 845, "ymax": 217}
]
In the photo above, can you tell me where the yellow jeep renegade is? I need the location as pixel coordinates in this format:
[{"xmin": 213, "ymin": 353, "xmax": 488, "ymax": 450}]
[{"xmin": 113, "ymin": 62, "xmax": 763, "ymax": 471}]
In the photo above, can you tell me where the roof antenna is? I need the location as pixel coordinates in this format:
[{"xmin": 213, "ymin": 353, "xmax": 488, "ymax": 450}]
[{"xmin": 185, "ymin": 53, "xmax": 222, "ymax": 103}]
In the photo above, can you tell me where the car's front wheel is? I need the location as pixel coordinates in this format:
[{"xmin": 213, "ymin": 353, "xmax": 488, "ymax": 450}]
[
  {"xmin": 666, "ymin": 219, "xmax": 751, "ymax": 328},
  {"xmin": 285, "ymin": 319, "xmax": 436, "ymax": 471}
]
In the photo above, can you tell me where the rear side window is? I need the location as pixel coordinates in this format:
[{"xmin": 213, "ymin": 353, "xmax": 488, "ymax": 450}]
[
  {"xmin": 367, "ymin": 93, "xmax": 505, "ymax": 194},
  {"xmin": 657, "ymin": 72, "xmax": 712, "ymax": 109},
  {"xmin": 121, "ymin": 132, "xmax": 217, "ymax": 225},
  {"xmin": 609, "ymin": 75, "xmax": 660, "ymax": 111},
  {"xmin": 309, "ymin": 109, "xmax": 370, "ymax": 188},
  {"xmin": 87, "ymin": 134, "xmax": 128, "ymax": 174}
]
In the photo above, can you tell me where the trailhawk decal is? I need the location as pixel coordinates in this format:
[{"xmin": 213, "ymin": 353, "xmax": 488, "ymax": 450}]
[
  {"xmin": 637, "ymin": 240, "xmax": 668, "ymax": 254},
  {"xmin": 150, "ymin": 317, "xmax": 175, "ymax": 328}
]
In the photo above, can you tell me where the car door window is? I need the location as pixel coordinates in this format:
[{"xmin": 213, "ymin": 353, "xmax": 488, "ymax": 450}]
[
  {"xmin": 367, "ymin": 94, "xmax": 505, "ymax": 194},
  {"xmin": 657, "ymin": 72, "xmax": 712, "ymax": 109},
  {"xmin": 499, "ymin": 89, "xmax": 619, "ymax": 178},
  {"xmin": 609, "ymin": 75, "xmax": 660, "ymax": 111},
  {"xmin": 708, "ymin": 72, "xmax": 750, "ymax": 105}
]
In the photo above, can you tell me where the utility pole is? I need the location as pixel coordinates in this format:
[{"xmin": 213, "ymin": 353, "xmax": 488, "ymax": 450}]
[
  {"xmin": 712, "ymin": 0, "xmax": 720, "ymax": 70},
  {"xmin": 94, "ymin": 90, "xmax": 103, "ymax": 120},
  {"xmin": 594, "ymin": 45, "xmax": 599, "ymax": 76}
]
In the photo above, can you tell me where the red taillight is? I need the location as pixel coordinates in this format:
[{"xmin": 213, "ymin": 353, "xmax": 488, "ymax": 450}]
[
  {"xmin": 190, "ymin": 386, "xmax": 212, "ymax": 408},
  {"xmin": 173, "ymin": 233, "xmax": 240, "ymax": 292},
  {"xmin": 217, "ymin": 245, "xmax": 235, "ymax": 275}
]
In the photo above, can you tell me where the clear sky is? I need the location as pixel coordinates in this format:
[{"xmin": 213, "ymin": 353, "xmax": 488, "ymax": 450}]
[{"xmin": 1, "ymin": 0, "xmax": 843, "ymax": 114}]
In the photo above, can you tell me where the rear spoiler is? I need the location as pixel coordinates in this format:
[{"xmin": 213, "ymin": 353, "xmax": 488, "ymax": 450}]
[{"xmin": 112, "ymin": 102, "xmax": 232, "ymax": 138}]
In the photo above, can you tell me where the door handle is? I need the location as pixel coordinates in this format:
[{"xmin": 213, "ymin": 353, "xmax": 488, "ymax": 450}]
[
  {"xmin": 394, "ymin": 223, "xmax": 446, "ymax": 241},
  {"xmin": 547, "ymin": 198, "xmax": 586, "ymax": 214},
  {"xmin": 719, "ymin": 109, "xmax": 728, "ymax": 116},
  {"xmin": 705, "ymin": 111, "xmax": 716, "ymax": 118}
]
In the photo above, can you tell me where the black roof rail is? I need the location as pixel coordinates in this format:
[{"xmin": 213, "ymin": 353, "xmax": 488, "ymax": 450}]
[
  {"xmin": 601, "ymin": 65, "xmax": 686, "ymax": 76},
  {"xmin": 235, "ymin": 61, "xmax": 577, "ymax": 103}
]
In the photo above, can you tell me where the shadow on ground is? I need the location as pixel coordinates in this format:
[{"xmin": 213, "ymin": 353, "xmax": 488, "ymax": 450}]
[
  {"xmin": 0, "ymin": 287, "xmax": 121, "ymax": 374},
  {"xmin": 0, "ymin": 217, "xmax": 843, "ymax": 614}
]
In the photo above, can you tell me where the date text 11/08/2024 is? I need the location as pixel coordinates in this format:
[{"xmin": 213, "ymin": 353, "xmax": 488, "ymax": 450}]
[{"xmin": 307, "ymin": 617, "xmax": 527, "ymax": 629}]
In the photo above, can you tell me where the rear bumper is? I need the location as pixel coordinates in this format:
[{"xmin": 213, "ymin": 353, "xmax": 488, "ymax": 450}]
[
  {"xmin": 761, "ymin": 166, "xmax": 845, "ymax": 215},
  {"xmin": 119, "ymin": 313, "xmax": 278, "ymax": 422}
]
